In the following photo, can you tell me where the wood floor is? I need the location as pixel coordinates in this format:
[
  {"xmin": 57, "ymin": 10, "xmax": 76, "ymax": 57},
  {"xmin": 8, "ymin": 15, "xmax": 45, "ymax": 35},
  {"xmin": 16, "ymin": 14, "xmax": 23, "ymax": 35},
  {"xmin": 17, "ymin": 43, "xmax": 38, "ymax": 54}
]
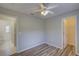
[{"xmin": 12, "ymin": 44, "xmax": 75, "ymax": 56}]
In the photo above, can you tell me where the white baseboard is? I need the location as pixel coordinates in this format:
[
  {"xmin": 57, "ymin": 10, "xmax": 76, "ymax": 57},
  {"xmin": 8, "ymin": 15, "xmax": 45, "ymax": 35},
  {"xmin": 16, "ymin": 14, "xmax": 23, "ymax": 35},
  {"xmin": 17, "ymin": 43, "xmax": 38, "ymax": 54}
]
[
  {"xmin": 46, "ymin": 42, "xmax": 63, "ymax": 49},
  {"xmin": 16, "ymin": 41, "xmax": 64, "ymax": 53},
  {"xmin": 16, "ymin": 41, "xmax": 45, "ymax": 53}
]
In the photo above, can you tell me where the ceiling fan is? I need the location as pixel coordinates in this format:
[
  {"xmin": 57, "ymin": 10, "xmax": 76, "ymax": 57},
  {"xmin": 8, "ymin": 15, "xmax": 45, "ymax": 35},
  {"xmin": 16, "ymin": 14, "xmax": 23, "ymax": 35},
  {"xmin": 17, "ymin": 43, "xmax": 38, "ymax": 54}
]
[{"xmin": 31, "ymin": 3, "xmax": 58, "ymax": 16}]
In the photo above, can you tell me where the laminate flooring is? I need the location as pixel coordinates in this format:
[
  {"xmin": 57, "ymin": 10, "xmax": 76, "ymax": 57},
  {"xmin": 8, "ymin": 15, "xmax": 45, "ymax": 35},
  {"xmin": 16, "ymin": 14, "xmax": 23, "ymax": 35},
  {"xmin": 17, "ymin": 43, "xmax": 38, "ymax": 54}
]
[{"xmin": 12, "ymin": 44, "xmax": 75, "ymax": 56}]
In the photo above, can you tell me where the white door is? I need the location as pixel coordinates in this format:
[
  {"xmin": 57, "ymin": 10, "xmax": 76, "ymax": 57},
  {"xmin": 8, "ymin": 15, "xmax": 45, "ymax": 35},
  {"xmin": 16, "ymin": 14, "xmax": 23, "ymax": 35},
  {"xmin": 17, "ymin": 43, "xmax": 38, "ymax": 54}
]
[{"xmin": 0, "ymin": 20, "xmax": 16, "ymax": 56}]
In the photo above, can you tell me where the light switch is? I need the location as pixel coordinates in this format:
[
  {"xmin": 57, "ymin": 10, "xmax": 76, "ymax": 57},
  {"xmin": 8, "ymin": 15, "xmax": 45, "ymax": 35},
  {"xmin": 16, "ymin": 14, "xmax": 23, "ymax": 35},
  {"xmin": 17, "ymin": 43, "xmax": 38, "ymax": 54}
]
[{"xmin": 5, "ymin": 25, "xmax": 10, "ymax": 32}]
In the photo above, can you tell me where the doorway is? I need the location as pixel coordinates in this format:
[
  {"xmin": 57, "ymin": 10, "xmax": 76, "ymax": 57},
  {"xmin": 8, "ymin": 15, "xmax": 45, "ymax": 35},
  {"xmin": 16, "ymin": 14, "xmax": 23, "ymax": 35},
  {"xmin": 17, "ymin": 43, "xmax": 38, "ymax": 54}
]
[
  {"xmin": 0, "ymin": 17, "xmax": 16, "ymax": 56},
  {"xmin": 63, "ymin": 16, "xmax": 76, "ymax": 54}
]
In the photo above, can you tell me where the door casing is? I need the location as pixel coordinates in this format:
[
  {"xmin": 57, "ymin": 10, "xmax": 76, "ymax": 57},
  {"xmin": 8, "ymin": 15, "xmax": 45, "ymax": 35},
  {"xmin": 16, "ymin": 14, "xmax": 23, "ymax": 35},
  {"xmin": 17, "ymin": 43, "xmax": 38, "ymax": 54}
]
[{"xmin": 62, "ymin": 15, "xmax": 77, "ymax": 55}]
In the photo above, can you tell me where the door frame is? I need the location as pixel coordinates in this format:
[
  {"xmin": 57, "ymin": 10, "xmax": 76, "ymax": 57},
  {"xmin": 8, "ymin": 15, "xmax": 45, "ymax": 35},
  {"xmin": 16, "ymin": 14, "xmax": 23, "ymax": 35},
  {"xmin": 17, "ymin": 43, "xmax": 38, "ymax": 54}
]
[
  {"xmin": 0, "ymin": 14, "xmax": 17, "ymax": 55},
  {"xmin": 61, "ymin": 18, "xmax": 67, "ymax": 49},
  {"xmin": 75, "ymin": 15, "xmax": 78, "ymax": 55},
  {"xmin": 62, "ymin": 15, "xmax": 77, "ymax": 55},
  {"xmin": 13, "ymin": 18, "xmax": 17, "ymax": 55}
]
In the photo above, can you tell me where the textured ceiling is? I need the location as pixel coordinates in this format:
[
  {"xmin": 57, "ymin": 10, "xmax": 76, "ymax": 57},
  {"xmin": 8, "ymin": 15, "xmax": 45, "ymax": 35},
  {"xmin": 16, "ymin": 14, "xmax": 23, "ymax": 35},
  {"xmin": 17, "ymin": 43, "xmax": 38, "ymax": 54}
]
[{"xmin": 0, "ymin": 3, "xmax": 79, "ymax": 19}]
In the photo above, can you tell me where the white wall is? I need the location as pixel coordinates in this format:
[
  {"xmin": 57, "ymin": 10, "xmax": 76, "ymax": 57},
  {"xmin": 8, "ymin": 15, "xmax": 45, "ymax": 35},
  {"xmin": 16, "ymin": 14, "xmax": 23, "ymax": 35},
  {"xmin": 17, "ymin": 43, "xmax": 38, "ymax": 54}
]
[
  {"xmin": 17, "ymin": 15, "xmax": 45, "ymax": 52},
  {"xmin": 46, "ymin": 10, "xmax": 79, "ymax": 49},
  {"xmin": 46, "ymin": 17, "xmax": 62, "ymax": 48},
  {"xmin": 0, "ymin": 7, "xmax": 45, "ymax": 53}
]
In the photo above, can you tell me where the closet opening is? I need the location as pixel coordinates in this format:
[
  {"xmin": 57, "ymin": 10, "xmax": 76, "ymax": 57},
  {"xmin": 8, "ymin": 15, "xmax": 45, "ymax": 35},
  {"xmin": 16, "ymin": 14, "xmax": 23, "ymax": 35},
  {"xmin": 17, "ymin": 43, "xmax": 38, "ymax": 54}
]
[{"xmin": 62, "ymin": 16, "xmax": 77, "ymax": 55}]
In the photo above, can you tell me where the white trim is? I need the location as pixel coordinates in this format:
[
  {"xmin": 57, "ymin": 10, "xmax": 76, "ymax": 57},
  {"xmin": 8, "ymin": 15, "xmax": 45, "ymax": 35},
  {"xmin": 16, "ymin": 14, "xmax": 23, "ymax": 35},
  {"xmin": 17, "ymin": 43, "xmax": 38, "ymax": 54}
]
[
  {"xmin": 46, "ymin": 42, "xmax": 62, "ymax": 49},
  {"xmin": 61, "ymin": 18, "xmax": 67, "ymax": 49},
  {"xmin": 16, "ymin": 42, "xmax": 45, "ymax": 53},
  {"xmin": 75, "ymin": 15, "xmax": 78, "ymax": 55},
  {"xmin": 61, "ymin": 19, "xmax": 64, "ymax": 49}
]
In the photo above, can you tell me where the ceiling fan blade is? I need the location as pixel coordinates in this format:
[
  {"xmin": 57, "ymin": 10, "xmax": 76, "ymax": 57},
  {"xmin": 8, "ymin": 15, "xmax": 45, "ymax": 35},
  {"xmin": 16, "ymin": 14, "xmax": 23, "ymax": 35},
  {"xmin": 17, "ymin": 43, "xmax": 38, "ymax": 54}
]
[
  {"xmin": 48, "ymin": 11, "xmax": 54, "ymax": 14},
  {"xmin": 40, "ymin": 3, "xmax": 46, "ymax": 10},
  {"xmin": 30, "ymin": 9, "xmax": 42, "ymax": 15},
  {"xmin": 40, "ymin": 3, "xmax": 44, "ymax": 9},
  {"xmin": 47, "ymin": 5, "xmax": 58, "ymax": 10}
]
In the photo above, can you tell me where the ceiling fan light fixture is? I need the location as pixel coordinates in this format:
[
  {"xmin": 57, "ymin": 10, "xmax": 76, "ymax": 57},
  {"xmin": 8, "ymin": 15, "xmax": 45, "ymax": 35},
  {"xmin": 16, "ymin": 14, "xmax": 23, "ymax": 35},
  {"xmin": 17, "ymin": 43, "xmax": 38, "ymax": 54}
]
[
  {"xmin": 41, "ymin": 11, "xmax": 48, "ymax": 16},
  {"xmin": 41, "ymin": 11, "xmax": 45, "ymax": 15}
]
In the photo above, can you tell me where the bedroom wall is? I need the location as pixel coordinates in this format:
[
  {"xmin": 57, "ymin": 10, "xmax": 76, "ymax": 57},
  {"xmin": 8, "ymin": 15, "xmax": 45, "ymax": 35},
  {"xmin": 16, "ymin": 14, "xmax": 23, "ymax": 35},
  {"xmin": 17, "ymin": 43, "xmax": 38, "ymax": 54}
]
[
  {"xmin": 46, "ymin": 10, "xmax": 79, "ymax": 49},
  {"xmin": 0, "ymin": 7, "xmax": 45, "ymax": 52},
  {"xmin": 46, "ymin": 17, "xmax": 62, "ymax": 48},
  {"xmin": 17, "ymin": 15, "xmax": 45, "ymax": 52}
]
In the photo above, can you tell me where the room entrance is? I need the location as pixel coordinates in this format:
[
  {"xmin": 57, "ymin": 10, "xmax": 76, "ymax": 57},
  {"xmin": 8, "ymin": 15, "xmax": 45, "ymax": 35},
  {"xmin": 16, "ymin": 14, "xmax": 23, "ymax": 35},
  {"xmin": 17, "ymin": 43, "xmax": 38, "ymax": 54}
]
[
  {"xmin": 0, "ymin": 15, "xmax": 16, "ymax": 56},
  {"xmin": 63, "ymin": 16, "xmax": 76, "ymax": 55}
]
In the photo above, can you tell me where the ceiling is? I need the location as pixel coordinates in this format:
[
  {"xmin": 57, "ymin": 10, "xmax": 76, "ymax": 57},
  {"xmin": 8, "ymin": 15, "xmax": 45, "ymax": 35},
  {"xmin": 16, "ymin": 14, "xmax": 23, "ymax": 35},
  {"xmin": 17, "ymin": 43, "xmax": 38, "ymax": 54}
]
[{"xmin": 0, "ymin": 3, "xmax": 79, "ymax": 19}]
